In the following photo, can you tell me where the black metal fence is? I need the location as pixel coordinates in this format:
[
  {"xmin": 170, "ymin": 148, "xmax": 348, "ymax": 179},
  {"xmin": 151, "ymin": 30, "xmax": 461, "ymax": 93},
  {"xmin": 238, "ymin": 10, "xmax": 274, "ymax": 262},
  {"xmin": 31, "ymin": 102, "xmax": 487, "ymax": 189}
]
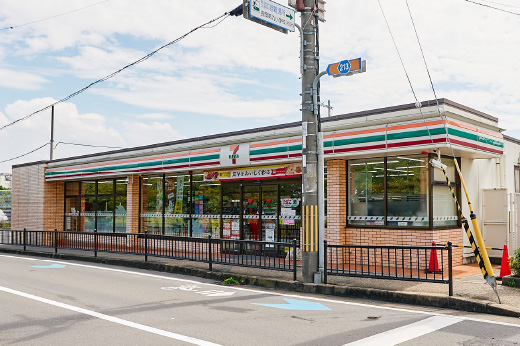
[
  {"xmin": 324, "ymin": 240, "xmax": 453, "ymax": 296},
  {"xmin": 0, "ymin": 229, "xmax": 298, "ymax": 280}
]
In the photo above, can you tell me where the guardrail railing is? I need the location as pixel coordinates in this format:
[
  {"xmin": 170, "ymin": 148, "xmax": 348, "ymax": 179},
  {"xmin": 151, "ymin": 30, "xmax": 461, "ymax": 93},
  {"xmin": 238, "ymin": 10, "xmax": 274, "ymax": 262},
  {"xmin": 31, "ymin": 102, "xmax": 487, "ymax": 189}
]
[
  {"xmin": 324, "ymin": 240, "xmax": 453, "ymax": 296},
  {"xmin": 0, "ymin": 229, "xmax": 298, "ymax": 280}
]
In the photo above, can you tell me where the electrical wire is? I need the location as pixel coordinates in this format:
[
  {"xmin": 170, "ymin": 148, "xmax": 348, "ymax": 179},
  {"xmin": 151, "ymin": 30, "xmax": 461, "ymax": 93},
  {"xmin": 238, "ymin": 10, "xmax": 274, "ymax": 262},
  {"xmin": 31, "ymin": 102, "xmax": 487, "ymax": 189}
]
[
  {"xmin": 406, "ymin": 0, "xmax": 456, "ymax": 158},
  {"xmin": 54, "ymin": 142, "xmax": 123, "ymax": 149},
  {"xmin": 476, "ymin": 0, "xmax": 520, "ymax": 8},
  {"xmin": 1, "ymin": 0, "xmax": 110, "ymax": 31},
  {"xmin": 377, "ymin": 0, "xmax": 434, "ymax": 145},
  {"xmin": 0, "ymin": 11, "xmax": 230, "ymax": 133},
  {"xmin": 0, "ymin": 143, "xmax": 49, "ymax": 164},
  {"xmin": 464, "ymin": 0, "xmax": 520, "ymax": 15}
]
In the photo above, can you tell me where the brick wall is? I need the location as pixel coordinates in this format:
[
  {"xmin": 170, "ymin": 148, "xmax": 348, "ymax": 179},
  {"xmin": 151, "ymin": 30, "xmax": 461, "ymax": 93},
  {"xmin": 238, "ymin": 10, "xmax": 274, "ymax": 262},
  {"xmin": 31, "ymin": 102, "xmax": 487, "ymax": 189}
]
[
  {"xmin": 326, "ymin": 160, "xmax": 347, "ymax": 245},
  {"xmin": 12, "ymin": 163, "xmax": 46, "ymax": 230},
  {"xmin": 343, "ymin": 227, "xmax": 463, "ymax": 266},
  {"xmin": 43, "ymin": 180, "xmax": 64, "ymax": 231},
  {"xmin": 126, "ymin": 175, "xmax": 140, "ymax": 234}
]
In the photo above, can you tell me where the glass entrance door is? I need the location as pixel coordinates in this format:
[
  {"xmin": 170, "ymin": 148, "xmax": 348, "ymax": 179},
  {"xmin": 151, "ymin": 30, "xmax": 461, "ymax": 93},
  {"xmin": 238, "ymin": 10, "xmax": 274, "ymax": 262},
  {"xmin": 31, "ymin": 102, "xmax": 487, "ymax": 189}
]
[
  {"xmin": 261, "ymin": 185, "xmax": 278, "ymax": 242},
  {"xmin": 242, "ymin": 186, "xmax": 260, "ymax": 240}
]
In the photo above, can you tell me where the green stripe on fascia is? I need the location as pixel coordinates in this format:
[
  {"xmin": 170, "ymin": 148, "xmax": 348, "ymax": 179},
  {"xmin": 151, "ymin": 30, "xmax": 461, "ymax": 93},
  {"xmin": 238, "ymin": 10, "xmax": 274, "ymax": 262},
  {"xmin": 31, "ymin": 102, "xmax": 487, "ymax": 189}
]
[
  {"xmin": 288, "ymin": 144, "xmax": 302, "ymax": 151},
  {"xmin": 250, "ymin": 146, "xmax": 288, "ymax": 156},
  {"xmin": 162, "ymin": 157, "xmax": 190, "ymax": 165},
  {"xmin": 386, "ymin": 128, "xmax": 445, "ymax": 141},
  {"xmin": 190, "ymin": 154, "xmax": 219, "ymax": 162},
  {"xmin": 334, "ymin": 134, "xmax": 386, "ymax": 147},
  {"xmin": 478, "ymin": 135, "xmax": 504, "ymax": 148},
  {"xmin": 324, "ymin": 141, "xmax": 333, "ymax": 148},
  {"xmin": 446, "ymin": 127, "xmax": 479, "ymax": 143}
]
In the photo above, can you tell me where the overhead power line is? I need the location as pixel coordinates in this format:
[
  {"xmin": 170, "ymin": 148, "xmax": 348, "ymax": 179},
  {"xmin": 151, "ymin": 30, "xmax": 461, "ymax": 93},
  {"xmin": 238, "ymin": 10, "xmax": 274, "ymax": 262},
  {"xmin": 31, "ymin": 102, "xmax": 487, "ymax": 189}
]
[
  {"xmin": 54, "ymin": 142, "xmax": 123, "ymax": 150},
  {"xmin": 0, "ymin": 143, "xmax": 49, "ymax": 164},
  {"xmin": 1, "ymin": 0, "xmax": 110, "ymax": 31},
  {"xmin": 463, "ymin": 0, "xmax": 520, "ymax": 15},
  {"xmin": 0, "ymin": 11, "xmax": 230, "ymax": 133}
]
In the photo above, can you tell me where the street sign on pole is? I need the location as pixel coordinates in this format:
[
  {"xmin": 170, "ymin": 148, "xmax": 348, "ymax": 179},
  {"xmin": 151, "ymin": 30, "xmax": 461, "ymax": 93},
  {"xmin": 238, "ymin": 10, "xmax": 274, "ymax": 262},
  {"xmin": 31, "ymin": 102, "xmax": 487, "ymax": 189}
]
[
  {"xmin": 249, "ymin": 0, "xmax": 295, "ymax": 32},
  {"xmin": 326, "ymin": 58, "xmax": 366, "ymax": 77}
]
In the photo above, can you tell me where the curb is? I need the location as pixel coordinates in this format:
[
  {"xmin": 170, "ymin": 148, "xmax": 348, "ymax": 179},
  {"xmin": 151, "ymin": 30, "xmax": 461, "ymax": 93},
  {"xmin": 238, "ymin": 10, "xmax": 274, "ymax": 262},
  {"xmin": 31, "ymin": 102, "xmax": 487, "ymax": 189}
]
[{"xmin": 2, "ymin": 248, "xmax": 520, "ymax": 318}]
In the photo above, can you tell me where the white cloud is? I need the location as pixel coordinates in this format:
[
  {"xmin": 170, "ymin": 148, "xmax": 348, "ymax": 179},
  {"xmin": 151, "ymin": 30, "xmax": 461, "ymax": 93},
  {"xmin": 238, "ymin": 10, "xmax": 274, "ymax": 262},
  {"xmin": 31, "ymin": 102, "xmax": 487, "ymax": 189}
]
[
  {"xmin": 0, "ymin": 68, "xmax": 48, "ymax": 90},
  {"xmin": 0, "ymin": 98, "xmax": 183, "ymax": 172}
]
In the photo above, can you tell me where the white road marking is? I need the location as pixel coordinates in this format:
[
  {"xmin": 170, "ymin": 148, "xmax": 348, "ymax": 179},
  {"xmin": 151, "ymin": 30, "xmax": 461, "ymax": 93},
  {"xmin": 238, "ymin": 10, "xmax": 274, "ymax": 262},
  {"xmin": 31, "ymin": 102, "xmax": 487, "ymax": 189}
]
[
  {"xmin": 344, "ymin": 315, "xmax": 462, "ymax": 345},
  {"xmin": 2, "ymin": 254, "xmax": 520, "ymax": 328},
  {"xmin": 0, "ymin": 285, "xmax": 221, "ymax": 346}
]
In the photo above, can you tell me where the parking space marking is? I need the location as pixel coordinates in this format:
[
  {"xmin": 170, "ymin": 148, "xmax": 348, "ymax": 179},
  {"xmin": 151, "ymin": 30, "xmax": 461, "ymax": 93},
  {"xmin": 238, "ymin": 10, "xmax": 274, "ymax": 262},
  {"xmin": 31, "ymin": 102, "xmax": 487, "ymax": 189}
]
[
  {"xmin": 344, "ymin": 315, "xmax": 462, "ymax": 345},
  {"xmin": 0, "ymin": 284, "xmax": 221, "ymax": 346},
  {"xmin": 2, "ymin": 254, "xmax": 520, "ymax": 329}
]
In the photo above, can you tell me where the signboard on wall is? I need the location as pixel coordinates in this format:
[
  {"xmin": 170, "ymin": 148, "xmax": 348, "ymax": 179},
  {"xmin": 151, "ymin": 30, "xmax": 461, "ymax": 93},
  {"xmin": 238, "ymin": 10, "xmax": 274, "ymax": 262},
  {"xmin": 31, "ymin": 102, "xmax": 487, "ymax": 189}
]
[
  {"xmin": 220, "ymin": 143, "xmax": 250, "ymax": 166},
  {"xmin": 204, "ymin": 163, "xmax": 302, "ymax": 182}
]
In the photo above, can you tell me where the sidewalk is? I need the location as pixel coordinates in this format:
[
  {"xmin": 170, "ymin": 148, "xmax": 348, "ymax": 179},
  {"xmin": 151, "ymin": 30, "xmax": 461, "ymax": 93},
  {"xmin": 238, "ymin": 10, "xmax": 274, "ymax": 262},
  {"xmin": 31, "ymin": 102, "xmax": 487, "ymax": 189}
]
[{"xmin": 1, "ymin": 246, "xmax": 519, "ymax": 318}]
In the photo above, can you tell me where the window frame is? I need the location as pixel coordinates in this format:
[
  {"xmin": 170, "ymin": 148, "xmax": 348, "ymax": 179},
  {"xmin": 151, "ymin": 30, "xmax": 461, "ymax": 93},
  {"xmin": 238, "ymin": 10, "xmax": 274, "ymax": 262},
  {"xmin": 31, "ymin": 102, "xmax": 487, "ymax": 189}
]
[{"xmin": 346, "ymin": 154, "xmax": 461, "ymax": 229}]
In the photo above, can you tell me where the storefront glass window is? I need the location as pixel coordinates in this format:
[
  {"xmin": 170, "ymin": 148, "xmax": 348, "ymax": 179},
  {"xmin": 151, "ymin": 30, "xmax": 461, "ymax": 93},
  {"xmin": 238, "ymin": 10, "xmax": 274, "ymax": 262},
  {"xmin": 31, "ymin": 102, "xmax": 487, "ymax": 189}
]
[
  {"xmin": 261, "ymin": 185, "xmax": 278, "ymax": 242},
  {"xmin": 114, "ymin": 179, "xmax": 127, "ymax": 233},
  {"xmin": 164, "ymin": 175, "xmax": 190, "ymax": 236},
  {"xmin": 65, "ymin": 182, "xmax": 80, "ymax": 232},
  {"xmin": 432, "ymin": 159, "xmax": 458, "ymax": 227},
  {"xmin": 433, "ymin": 186, "xmax": 458, "ymax": 227},
  {"xmin": 140, "ymin": 176, "xmax": 163, "ymax": 234},
  {"xmin": 96, "ymin": 180, "xmax": 114, "ymax": 232},
  {"xmin": 279, "ymin": 182, "xmax": 301, "ymax": 242},
  {"xmin": 222, "ymin": 185, "xmax": 240, "ymax": 239},
  {"xmin": 243, "ymin": 186, "xmax": 260, "ymax": 240},
  {"xmin": 80, "ymin": 196, "xmax": 96, "ymax": 231},
  {"xmin": 191, "ymin": 174, "xmax": 220, "ymax": 238},
  {"xmin": 348, "ymin": 159, "xmax": 385, "ymax": 226},
  {"xmin": 386, "ymin": 156, "xmax": 429, "ymax": 227}
]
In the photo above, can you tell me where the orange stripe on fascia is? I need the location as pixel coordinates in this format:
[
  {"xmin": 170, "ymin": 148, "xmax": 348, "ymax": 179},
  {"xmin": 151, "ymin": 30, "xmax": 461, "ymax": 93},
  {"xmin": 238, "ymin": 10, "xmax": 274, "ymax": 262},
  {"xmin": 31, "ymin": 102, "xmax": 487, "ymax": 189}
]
[
  {"xmin": 250, "ymin": 139, "xmax": 289, "ymax": 148},
  {"xmin": 387, "ymin": 120, "xmax": 444, "ymax": 132},
  {"xmin": 332, "ymin": 126, "xmax": 387, "ymax": 138},
  {"xmin": 447, "ymin": 120, "xmax": 502, "ymax": 139},
  {"xmin": 189, "ymin": 148, "xmax": 220, "ymax": 155}
]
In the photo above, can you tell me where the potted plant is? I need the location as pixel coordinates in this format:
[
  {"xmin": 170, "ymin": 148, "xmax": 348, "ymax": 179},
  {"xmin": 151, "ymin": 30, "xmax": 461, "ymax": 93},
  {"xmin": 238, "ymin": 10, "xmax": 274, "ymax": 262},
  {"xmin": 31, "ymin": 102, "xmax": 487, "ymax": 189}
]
[{"xmin": 502, "ymin": 248, "xmax": 520, "ymax": 288}]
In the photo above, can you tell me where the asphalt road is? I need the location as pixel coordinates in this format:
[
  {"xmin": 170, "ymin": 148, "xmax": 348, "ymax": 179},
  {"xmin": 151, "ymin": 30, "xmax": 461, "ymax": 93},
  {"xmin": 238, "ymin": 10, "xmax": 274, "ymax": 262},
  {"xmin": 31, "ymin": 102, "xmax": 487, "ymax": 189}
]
[{"xmin": 1, "ymin": 254, "xmax": 520, "ymax": 346}]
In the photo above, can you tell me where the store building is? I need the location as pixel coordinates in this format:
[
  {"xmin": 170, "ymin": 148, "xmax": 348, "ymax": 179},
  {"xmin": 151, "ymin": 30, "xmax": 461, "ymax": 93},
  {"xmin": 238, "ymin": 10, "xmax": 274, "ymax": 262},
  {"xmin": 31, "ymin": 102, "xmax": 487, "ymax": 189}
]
[{"xmin": 11, "ymin": 99, "xmax": 520, "ymax": 264}]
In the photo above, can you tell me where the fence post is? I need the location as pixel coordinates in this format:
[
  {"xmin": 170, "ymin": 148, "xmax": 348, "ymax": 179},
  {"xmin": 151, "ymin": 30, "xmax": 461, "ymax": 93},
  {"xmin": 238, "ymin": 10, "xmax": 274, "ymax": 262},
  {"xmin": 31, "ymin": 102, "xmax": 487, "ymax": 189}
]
[
  {"xmin": 448, "ymin": 241, "xmax": 453, "ymax": 296},
  {"xmin": 23, "ymin": 228, "xmax": 26, "ymax": 252},
  {"xmin": 323, "ymin": 240, "xmax": 328, "ymax": 284},
  {"xmin": 293, "ymin": 239, "xmax": 297, "ymax": 281},
  {"xmin": 54, "ymin": 229, "xmax": 58, "ymax": 255},
  {"xmin": 208, "ymin": 235, "xmax": 213, "ymax": 272},
  {"xmin": 94, "ymin": 228, "xmax": 98, "ymax": 258},
  {"xmin": 144, "ymin": 230, "xmax": 148, "ymax": 262}
]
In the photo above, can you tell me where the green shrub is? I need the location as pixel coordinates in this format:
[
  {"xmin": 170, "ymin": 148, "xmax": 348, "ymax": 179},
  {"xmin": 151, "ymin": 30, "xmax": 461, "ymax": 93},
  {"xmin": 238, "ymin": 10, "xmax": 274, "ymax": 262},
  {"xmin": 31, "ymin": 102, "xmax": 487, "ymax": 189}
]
[
  {"xmin": 510, "ymin": 248, "xmax": 520, "ymax": 278},
  {"xmin": 224, "ymin": 277, "xmax": 240, "ymax": 285}
]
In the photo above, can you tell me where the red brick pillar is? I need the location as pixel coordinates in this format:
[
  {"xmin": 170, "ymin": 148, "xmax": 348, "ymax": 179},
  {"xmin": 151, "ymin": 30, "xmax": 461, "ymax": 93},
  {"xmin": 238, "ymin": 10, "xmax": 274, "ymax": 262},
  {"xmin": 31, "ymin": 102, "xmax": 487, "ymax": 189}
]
[
  {"xmin": 326, "ymin": 160, "xmax": 347, "ymax": 245},
  {"xmin": 43, "ymin": 181, "xmax": 64, "ymax": 231},
  {"xmin": 126, "ymin": 175, "xmax": 140, "ymax": 234}
]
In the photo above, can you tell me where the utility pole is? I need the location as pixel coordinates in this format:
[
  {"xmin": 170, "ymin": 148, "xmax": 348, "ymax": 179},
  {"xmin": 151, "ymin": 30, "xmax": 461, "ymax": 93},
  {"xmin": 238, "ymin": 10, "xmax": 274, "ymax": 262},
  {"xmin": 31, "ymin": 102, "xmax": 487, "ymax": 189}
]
[
  {"xmin": 50, "ymin": 105, "xmax": 54, "ymax": 161},
  {"xmin": 300, "ymin": 0, "xmax": 319, "ymax": 283}
]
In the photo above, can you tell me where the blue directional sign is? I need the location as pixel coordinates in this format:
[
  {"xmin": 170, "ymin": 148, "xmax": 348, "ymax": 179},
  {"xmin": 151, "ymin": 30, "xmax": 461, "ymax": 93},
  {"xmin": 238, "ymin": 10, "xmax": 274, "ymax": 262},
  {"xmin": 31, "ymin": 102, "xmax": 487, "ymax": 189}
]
[
  {"xmin": 327, "ymin": 58, "xmax": 364, "ymax": 77},
  {"xmin": 30, "ymin": 264, "xmax": 65, "ymax": 269},
  {"xmin": 253, "ymin": 298, "xmax": 331, "ymax": 311}
]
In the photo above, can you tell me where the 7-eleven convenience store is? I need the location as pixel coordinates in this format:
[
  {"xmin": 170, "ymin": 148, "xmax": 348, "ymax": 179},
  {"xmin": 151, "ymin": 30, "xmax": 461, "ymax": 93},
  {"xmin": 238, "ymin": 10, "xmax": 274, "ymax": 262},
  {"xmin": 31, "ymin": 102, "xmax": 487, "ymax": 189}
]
[{"xmin": 11, "ymin": 99, "xmax": 519, "ymax": 264}]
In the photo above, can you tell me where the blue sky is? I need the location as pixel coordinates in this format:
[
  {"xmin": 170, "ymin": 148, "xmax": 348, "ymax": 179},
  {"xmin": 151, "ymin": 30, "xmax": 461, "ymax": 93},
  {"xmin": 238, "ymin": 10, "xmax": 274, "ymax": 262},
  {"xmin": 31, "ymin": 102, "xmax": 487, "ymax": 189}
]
[{"xmin": 1, "ymin": 0, "xmax": 519, "ymax": 172}]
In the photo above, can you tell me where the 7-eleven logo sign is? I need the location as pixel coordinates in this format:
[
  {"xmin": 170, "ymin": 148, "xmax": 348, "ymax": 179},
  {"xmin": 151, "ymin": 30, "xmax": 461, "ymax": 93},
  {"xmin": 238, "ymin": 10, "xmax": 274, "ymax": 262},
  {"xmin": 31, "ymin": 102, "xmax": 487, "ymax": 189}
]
[{"xmin": 220, "ymin": 143, "xmax": 250, "ymax": 166}]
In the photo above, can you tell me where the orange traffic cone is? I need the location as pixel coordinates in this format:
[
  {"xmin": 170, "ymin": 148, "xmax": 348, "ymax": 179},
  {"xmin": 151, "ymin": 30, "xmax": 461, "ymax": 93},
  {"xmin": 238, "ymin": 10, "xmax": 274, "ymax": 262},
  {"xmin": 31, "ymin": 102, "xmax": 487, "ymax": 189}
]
[
  {"xmin": 498, "ymin": 244, "xmax": 511, "ymax": 280},
  {"xmin": 426, "ymin": 241, "xmax": 443, "ymax": 274}
]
